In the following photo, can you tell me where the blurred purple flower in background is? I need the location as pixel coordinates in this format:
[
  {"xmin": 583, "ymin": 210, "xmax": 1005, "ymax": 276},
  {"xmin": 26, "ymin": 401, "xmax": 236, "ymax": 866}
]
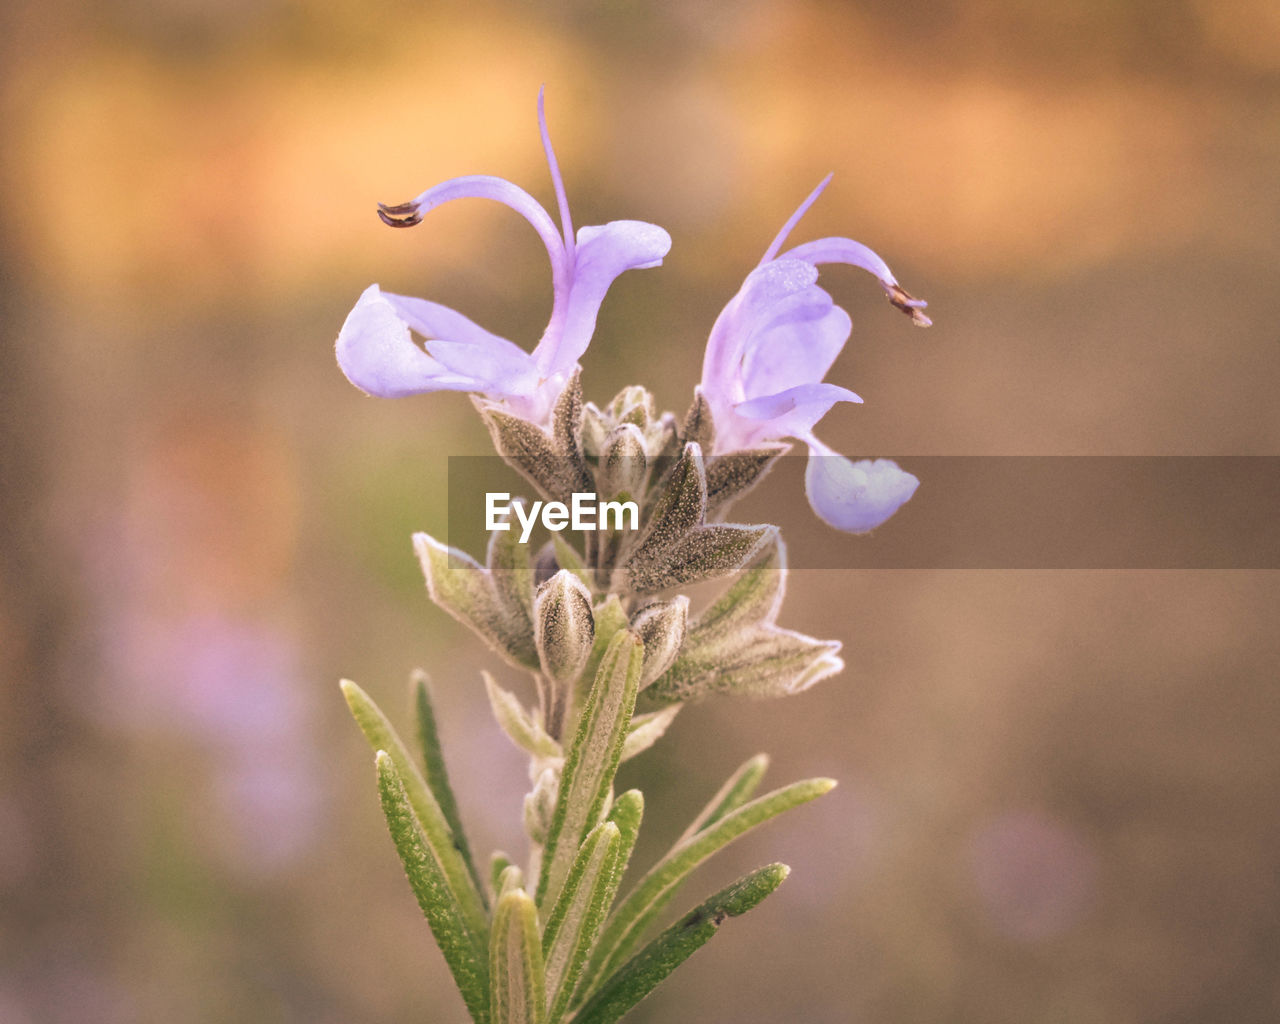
[
  {"xmin": 699, "ymin": 175, "xmax": 930, "ymax": 533},
  {"xmin": 968, "ymin": 810, "xmax": 1099, "ymax": 941},
  {"xmin": 336, "ymin": 90, "xmax": 671, "ymax": 426}
]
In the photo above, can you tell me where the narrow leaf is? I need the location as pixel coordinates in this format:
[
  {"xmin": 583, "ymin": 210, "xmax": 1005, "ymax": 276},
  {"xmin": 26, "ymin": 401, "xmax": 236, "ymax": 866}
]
[
  {"xmin": 537, "ymin": 631, "xmax": 644, "ymax": 912},
  {"xmin": 342, "ymin": 681, "xmax": 490, "ymax": 944},
  {"xmin": 484, "ymin": 672, "xmax": 562, "ymax": 759},
  {"xmin": 677, "ymin": 754, "xmax": 769, "ymax": 844},
  {"xmin": 491, "ymin": 852, "xmax": 514, "ymax": 901},
  {"xmin": 620, "ymin": 706, "xmax": 681, "ymax": 763},
  {"xmin": 589, "ymin": 777, "xmax": 833, "ymax": 985},
  {"xmin": 574, "ymin": 864, "xmax": 790, "ymax": 1024},
  {"xmin": 413, "ymin": 670, "xmax": 485, "ymax": 904},
  {"xmin": 375, "ymin": 752, "xmax": 490, "ymax": 1024},
  {"xmin": 491, "ymin": 888, "xmax": 546, "ymax": 1024},
  {"xmin": 542, "ymin": 822, "xmax": 622, "ymax": 1023}
]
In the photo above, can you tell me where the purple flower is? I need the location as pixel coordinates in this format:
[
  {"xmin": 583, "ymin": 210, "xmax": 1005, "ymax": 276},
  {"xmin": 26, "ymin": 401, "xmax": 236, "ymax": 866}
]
[
  {"xmin": 336, "ymin": 92, "xmax": 672, "ymax": 426},
  {"xmin": 698, "ymin": 176, "xmax": 930, "ymax": 533}
]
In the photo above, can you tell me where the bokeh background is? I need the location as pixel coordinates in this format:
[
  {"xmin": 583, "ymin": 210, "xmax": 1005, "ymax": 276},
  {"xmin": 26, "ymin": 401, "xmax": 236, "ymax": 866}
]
[{"xmin": 3, "ymin": 1, "xmax": 1279, "ymax": 1021}]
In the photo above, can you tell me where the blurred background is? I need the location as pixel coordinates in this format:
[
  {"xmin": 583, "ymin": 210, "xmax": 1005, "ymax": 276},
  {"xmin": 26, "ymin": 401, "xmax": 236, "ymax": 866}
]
[{"xmin": 2, "ymin": 0, "xmax": 1278, "ymax": 1021}]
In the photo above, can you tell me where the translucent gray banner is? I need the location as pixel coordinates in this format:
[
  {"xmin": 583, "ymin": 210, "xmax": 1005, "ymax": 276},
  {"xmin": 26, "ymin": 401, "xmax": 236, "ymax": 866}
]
[{"xmin": 446, "ymin": 456, "xmax": 1280, "ymax": 569}]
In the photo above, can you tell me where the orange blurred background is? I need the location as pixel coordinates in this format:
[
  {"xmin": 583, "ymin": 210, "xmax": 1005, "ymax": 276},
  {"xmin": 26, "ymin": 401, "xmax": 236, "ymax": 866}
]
[{"xmin": 2, "ymin": 1, "xmax": 1278, "ymax": 1021}]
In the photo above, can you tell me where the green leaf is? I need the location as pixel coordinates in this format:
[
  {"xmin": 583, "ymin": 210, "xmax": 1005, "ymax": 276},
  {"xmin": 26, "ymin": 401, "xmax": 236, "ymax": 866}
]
[
  {"xmin": 620, "ymin": 706, "xmax": 681, "ymax": 763},
  {"xmin": 490, "ymin": 852, "xmax": 514, "ymax": 901},
  {"xmin": 413, "ymin": 671, "xmax": 486, "ymax": 905},
  {"xmin": 564, "ymin": 595, "xmax": 628, "ymax": 745},
  {"xmin": 588, "ymin": 777, "xmax": 834, "ymax": 986},
  {"xmin": 342, "ymin": 681, "xmax": 490, "ymax": 945},
  {"xmin": 573, "ymin": 863, "xmax": 790, "ymax": 1024},
  {"xmin": 542, "ymin": 822, "xmax": 622, "ymax": 1023},
  {"xmin": 537, "ymin": 631, "xmax": 644, "ymax": 912},
  {"xmin": 484, "ymin": 672, "xmax": 562, "ymax": 759},
  {"xmin": 676, "ymin": 754, "xmax": 770, "ymax": 844},
  {"xmin": 375, "ymin": 752, "xmax": 490, "ymax": 1024},
  {"xmin": 491, "ymin": 887, "xmax": 547, "ymax": 1024},
  {"xmin": 605, "ymin": 790, "xmax": 644, "ymax": 877}
]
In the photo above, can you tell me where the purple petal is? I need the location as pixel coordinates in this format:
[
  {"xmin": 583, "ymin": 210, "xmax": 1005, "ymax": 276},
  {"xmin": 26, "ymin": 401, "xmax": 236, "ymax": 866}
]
[
  {"xmin": 535, "ymin": 219, "xmax": 672, "ymax": 376},
  {"xmin": 741, "ymin": 300, "xmax": 852, "ymax": 399},
  {"xmin": 759, "ymin": 174, "xmax": 833, "ymax": 266},
  {"xmin": 701, "ymin": 259, "xmax": 821, "ymax": 397},
  {"xmin": 732, "ymin": 382, "xmax": 861, "ymax": 446},
  {"xmin": 781, "ymin": 236, "xmax": 899, "ymax": 288},
  {"xmin": 379, "ymin": 292, "xmax": 539, "ymax": 394},
  {"xmin": 335, "ymin": 284, "xmax": 539, "ymax": 401},
  {"xmin": 804, "ymin": 446, "xmax": 919, "ymax": 533},
  {"xmin": 336, "ymin": 285, "xmax": 481, "ymax": 397},
  {"xmin": 735, "ymin": 382, "xmax": 862, "ymax": 421}
]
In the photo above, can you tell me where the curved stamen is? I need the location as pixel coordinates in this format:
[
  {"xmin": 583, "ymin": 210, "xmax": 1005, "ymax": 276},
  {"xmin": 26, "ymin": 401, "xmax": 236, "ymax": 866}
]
[
  {"xmin": 377, "ymin": 200, "xmax": 423, "ymax": 228},
  {"xmin": 783, "ymin": 236, "xmax": 931, "ymax": 327},
  {"xmin": 759, "ymin": 174, "xmax": 833, "ymax": 266},
  {"xmin": 538, "ymin": 87, "xmax": 576, "ymax": 260}
]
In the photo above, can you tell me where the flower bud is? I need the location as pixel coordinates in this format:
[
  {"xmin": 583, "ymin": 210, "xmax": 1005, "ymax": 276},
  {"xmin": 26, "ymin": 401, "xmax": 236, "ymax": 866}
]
[
  {"xmin": 534, "ymin": 569, "xmax": 595, "ymax": 687},
  {"xmin": 599, "ymin": 424, "xmax": 648, "ymax": 501},
  {"xmin": 631, "ymin": 596, "xmax": 689, "ymax": 688}
]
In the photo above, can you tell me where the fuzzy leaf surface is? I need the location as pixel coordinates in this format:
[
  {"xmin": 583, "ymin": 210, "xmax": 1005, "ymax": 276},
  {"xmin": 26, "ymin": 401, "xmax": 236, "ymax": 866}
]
[
  {"xmin": 572, "ymin": 863, "xmax": 790, "ymax": 1024},
  {"xmin": 537, "ymin": 631, "xmax": 643, "ymax": 912},
  {"xmin": 588, "ymin": 777, "xmax": 833, "ymax": 986},
  {"xmin": 491, "ymin": 888, "xmax": 546, "ymax": 1024},
  {"xmin": 375, "ymin": 752, "xmax": 490, "ymax": 1024}
]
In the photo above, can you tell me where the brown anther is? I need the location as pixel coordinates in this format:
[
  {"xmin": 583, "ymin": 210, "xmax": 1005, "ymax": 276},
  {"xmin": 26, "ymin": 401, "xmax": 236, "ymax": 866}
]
[
  {"xmin": 887, "ymin": 284, "xmax": 933, "ymax": 327},
  {"xmin": 376, "ymin": 200, "xmax": 423, "ymax": 228}
]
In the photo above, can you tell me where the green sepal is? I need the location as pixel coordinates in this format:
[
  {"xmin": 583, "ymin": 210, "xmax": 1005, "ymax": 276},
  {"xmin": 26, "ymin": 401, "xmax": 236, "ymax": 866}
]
[
  {"xmin": 537, "ymin": 630, "xmax": 643, "ymax": 912},
  {"xmin": 703, "ymin": 445, "xmax": 789, "ymax": 518},
  {"xmin": 413, "ymin": 670, "xmax": 486, "ymax": 904},
  {"xmin": 341, "ymin": 681, "xmax": 489, "ymax": 944},
  {"xmin": 374, "ymin": 751, "xmax": 490, "ymax": 1024},
  {"xmin": 542, "ymin": 821, "xmax": 622, "ymax": 1023},
  {"xmin": 587, "ymin": 776, "xmax": 834, "ymax": 987},
  {"xmin": 487, "ymin": 521, "xmax": 536, "ymax": 625},
  {"xmin": 491, "ymin": 887, "xmax": 547, "ymax": 1024},
  {"xmin": 475, "ymin": 371, "xmax": 591, "ymax": 504},
  {"xmin": 572, "ymin": 863, "xmax": 790, "ymax": 1024},
  {"xmin": 414, "ymin": 533, "xmax": 539, "ymax": 670},
  {"xmin": 551, "ymin": 533, "xmax": 593, "ymax": 592}
]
